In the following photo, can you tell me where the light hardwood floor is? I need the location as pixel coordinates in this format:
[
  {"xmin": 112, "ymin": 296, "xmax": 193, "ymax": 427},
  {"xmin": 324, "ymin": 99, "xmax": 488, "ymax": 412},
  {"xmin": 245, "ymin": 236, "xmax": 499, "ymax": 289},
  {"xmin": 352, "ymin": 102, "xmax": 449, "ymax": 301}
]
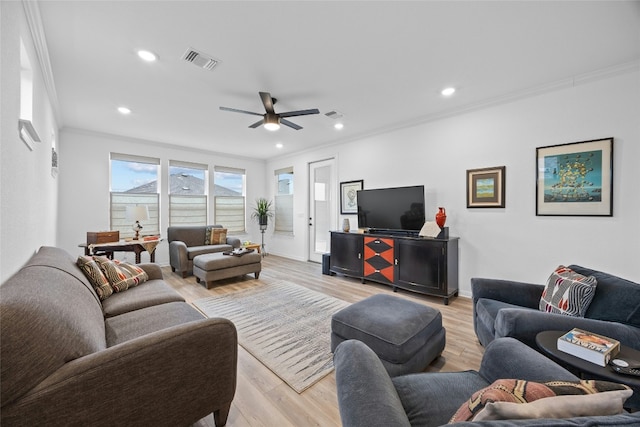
[{"xmin": 164, "ymin": 255, "xmax": 485, "ymax": 427}]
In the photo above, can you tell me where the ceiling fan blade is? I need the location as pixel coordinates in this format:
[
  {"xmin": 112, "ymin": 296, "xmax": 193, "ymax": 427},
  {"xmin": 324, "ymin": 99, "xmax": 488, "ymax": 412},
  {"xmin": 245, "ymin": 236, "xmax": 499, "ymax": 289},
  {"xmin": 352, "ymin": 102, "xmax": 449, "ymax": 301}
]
[
  {"xmin": 280, "ymin": 118, "xmax": 302, "ymax": 130},
  {"xmin": 279, "ymin": 108, "xmax": 320, "ymax": 118},
  {"xmin": 259, "ymin": 92, "xmax": 276, "ymax": 114},
  {"xmin": 249, "ymin": 119, "xmax": 265, "ymax": 128},
  {"xmin": 220, "ymin": 106, "xmax": 263, "ymax": 116}
]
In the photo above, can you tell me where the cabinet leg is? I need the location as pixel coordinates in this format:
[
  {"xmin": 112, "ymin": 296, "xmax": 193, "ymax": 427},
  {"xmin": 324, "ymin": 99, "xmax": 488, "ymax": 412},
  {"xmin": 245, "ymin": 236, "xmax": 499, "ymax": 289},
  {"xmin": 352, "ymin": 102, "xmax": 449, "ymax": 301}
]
[
  {"xmin": 392, "ymin": 286, "xmax": 398, "ymax": 292},
  {"xmin": 443, "ymin": 297, "xmax": 449, "ymax": 305}
]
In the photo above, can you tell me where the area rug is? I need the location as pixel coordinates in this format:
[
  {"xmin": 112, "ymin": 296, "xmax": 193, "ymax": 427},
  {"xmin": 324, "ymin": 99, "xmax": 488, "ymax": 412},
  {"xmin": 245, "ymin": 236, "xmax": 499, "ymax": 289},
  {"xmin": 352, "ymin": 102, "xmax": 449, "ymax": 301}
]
[{"xmin": 193, "ymin": 281, "xmax": 350, "ymax": 393}]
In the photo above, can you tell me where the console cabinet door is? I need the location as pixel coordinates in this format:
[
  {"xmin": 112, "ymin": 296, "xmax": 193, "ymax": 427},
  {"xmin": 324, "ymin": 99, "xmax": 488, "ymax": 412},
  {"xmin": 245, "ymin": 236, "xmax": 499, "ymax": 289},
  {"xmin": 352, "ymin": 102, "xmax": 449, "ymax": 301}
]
[
  {"xmin": 329, "ymin": 232, "xmax": 363, "ymax": 277},
  {"xmin": 363, "ymin": 237, "xmax": 394, "ymax": 284},
  {"xmin": 395, "ymin": 239, "xmax": 445, "ymax": 292}
]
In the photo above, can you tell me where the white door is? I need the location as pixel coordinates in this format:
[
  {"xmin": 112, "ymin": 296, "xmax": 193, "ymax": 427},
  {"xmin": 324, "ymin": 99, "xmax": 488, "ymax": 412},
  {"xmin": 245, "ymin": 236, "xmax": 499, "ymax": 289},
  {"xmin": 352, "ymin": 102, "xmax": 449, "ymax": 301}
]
[{"xmin": 308, "ymin": 158, "xmax": 336, "ymax": 262}]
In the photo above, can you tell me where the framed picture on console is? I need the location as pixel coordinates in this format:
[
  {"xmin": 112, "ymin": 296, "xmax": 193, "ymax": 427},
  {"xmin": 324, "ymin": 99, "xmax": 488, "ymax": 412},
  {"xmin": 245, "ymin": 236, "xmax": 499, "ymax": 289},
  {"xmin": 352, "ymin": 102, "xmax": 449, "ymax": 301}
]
[
  {"xmin": 536, "ymin": 138, "xmax": 613, "ymax": 216},
  {"xmin": 340, "ymin": 180, "xmax": 363, "ymax": 214},
  {"xmin": 467, "ymin": 166, "xmax": 506, "ymax": 208}
]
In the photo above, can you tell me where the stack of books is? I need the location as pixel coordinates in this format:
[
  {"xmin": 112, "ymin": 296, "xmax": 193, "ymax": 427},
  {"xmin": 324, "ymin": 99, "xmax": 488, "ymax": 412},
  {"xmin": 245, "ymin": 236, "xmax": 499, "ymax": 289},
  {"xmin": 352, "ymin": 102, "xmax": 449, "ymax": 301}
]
[{"xmin": 557, "ymin": 328, "xmax": 620, "ymax": 367}]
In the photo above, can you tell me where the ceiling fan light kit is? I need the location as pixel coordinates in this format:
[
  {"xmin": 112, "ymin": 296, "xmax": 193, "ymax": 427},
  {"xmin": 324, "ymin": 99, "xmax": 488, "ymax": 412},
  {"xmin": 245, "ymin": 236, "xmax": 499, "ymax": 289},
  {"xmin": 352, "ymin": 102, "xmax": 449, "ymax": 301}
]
[{"xmin": 220, "ymin": 91, "xmax": 319, "ymax": 131}]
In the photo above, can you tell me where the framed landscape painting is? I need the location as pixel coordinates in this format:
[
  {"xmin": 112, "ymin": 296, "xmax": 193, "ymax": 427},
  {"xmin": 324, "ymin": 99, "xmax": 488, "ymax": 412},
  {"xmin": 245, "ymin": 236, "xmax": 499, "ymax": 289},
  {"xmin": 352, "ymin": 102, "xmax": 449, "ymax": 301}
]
[
  {"xmin": 340, "ymin": 180, "xmax": 363, "ymax": 214},
  {"xmin": 467, "ymin": 166, "xmax": 506, "ymax": 208},
  {"xmin": 536, "ymin": 138, "xmax": 613, "ymax": 216}
]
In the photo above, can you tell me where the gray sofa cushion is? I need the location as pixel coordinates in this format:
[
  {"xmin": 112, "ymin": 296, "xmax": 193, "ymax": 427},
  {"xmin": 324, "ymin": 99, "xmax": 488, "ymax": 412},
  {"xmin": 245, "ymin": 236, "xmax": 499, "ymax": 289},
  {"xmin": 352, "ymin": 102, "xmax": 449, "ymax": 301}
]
[
  {"xmin": 570, "ymin": 265, "xmax": 640, "ymax": 327},
  {"xmin": 475, "ymin": 299, "xmax": 522, "ymax": 339},
  {"xmin": 393, "ymin": 371, "xmax": 489, "ymax": 427},
  {"xmin": 187, "ymin": 244, "xmax": 232, "ymax": 260},
  {"xmin": 101, "ymin": 279, "xmax": 185, "ymax": 318},
  {"xmin": 105, "ymin": 302, "xmax": 205, "ymax": 346}
]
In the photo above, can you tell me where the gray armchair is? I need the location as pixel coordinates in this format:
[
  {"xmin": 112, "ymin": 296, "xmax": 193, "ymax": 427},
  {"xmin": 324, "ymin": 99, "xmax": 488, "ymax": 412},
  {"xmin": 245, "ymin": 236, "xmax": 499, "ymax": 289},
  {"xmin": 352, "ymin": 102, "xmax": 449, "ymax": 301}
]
[
  {"xmin": 334, "ymin": 337, "xmax": 640, "ymax": 426},
  {"xmin": 471, "ymin": 265, "xmax": 640, "ymax": 351},
  {"xmin": 168, "ymin": 225, "xmax": 241, "ymax": 277}
]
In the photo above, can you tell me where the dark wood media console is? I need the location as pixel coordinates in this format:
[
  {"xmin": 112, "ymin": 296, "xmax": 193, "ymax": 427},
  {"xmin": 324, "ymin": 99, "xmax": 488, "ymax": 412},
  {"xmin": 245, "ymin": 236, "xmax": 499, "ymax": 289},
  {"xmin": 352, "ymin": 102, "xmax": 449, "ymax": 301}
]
[{"xmin": 329, "ymin": 231, "xmax": 459, "ymax": 305}]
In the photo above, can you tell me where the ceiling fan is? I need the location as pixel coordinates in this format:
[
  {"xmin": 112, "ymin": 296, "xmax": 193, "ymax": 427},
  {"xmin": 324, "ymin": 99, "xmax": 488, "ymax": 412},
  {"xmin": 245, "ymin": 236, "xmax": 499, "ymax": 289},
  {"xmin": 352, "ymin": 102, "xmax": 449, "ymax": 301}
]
[{"xmin": 220, "ymin": 91, "xmax": 319, "ymax": 131}]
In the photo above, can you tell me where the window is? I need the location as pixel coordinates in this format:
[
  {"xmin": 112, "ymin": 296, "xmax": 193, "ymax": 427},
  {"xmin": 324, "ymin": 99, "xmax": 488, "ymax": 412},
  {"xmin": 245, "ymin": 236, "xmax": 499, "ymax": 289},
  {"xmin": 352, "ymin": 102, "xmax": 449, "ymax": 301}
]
[
  {"xmin": 110, "ymin": 154, "xmax": 160, "ymax": 238},
  {"xmin": 275, "ymin": 167, "xmax": 294, "ymax": 233},
  {"xmin": 169, "ymin": 161, "xmax": 207, "ymax": 226},
  {"xmin": 214, "ymin": 166, "xmax": 245, "ymax": 233}
]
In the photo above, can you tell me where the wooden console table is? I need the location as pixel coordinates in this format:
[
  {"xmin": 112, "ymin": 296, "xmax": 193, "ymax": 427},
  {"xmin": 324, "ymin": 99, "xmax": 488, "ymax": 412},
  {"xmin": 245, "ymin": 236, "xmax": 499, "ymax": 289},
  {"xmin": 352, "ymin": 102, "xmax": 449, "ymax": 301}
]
[{"xmin": 80, "ymin": 240, "xmax": 161, "ymax": 264}]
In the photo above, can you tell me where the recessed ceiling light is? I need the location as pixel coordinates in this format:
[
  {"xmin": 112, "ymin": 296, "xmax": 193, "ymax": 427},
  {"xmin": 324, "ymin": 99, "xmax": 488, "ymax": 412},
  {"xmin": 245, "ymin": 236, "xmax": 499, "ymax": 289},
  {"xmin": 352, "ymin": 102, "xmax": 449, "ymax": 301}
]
[
  {"xmin": 334, "ymin": 123, "xmax": 344, "ymax": 130},
  {"xmin": 441, "ymin": 87, "xmax": 456, "ymax": 97},
  {"xmin": 117, "ymin": 106, "xmax": 131, "ymax": 115},
  {"xmin": 137, "ymin": 50, "xmax": 157, "ymax": 62},
  {"xmin": 276, "ymin": 143, "xmax": 283, "ymax": 149}
]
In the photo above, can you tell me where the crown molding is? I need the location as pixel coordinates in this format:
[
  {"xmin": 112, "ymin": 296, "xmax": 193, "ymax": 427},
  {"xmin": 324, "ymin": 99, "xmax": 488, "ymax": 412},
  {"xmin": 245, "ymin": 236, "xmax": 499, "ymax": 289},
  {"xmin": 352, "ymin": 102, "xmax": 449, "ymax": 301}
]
[{"xmin": 22, "ymin": 0, "xmax": 62, "ymax": 125}]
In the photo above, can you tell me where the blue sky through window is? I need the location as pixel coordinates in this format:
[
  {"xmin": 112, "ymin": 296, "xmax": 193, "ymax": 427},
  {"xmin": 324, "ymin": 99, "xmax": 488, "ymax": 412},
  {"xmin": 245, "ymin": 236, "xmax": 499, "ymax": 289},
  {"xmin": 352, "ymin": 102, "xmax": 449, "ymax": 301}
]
[{"xmin": 111, "ymin": 160, "xmax": 242, "ymax": 193}]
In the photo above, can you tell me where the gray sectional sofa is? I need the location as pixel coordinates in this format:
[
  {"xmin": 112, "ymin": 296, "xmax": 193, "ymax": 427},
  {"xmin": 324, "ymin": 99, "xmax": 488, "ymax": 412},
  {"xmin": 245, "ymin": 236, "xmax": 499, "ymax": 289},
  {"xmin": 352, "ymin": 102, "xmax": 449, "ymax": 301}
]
[
  {"xmin": 334, "ymin": 337, "xmax": 640, "ymax": 426},
  {"xmin": 0, "ymin": 246, "xmax": 237, "ymax": 427},
  {"xmin": 168, "ymin": 225, "xmax": 241, "ymax": 277}
]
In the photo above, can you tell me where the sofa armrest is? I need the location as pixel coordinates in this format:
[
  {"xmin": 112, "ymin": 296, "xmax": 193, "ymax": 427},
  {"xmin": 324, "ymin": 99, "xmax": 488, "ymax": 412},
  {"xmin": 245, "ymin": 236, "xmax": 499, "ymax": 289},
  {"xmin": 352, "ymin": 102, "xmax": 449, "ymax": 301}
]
[
  {"xmin": 495, "ymin": 308, "xmax": 640, "ymax": 350},
  {"xmin": 226, "ymin": 236, "xmax": 241, "ymax": 249},
  {"xmin": 137, "ymin": 263, "xmax": 163, "ymax": 280},
  {"xmin": 334, "ymin": 340, "xmax": 411, "ymax": 427},
  {"xmin": 471, "ymin": 278, "xmax": 544, "ymax": 309},
  {"xmin": 168, "ymin": 240, "xmax": 189, "ymax": 272},
  {"xmin": 2, "ymin": 318, "xmax": 237, "ymax": 426},
  {"xmin": 480, "ymin": 337, "xmax": 578, "ymax": 384}
]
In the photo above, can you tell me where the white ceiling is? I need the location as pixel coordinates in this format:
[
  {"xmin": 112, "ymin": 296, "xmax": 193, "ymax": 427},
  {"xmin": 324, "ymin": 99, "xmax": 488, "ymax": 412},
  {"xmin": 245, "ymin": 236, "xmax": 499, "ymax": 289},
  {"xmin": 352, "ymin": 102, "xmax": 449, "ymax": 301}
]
[{"xmin": 37, "ymin": 1, "xmax": 640, "ymax": 160}]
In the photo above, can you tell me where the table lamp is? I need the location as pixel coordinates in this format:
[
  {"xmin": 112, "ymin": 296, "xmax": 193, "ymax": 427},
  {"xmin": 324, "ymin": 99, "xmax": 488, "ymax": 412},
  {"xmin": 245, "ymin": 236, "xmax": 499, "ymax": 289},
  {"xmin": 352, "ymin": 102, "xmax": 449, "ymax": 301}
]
[{"xmin": 126, "ymin": 205, "xmax": 149, "ymax": 240}]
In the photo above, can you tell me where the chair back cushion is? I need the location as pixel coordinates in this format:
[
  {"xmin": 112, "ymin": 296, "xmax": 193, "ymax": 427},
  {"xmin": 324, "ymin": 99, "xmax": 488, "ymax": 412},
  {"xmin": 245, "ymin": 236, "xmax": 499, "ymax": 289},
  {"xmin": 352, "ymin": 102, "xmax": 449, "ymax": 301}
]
[
  {"xmin": 167, "ymin": 225, "xmax": 222, "ymax": 247},
  {"xmin": 0, "ymin": 247, "xmax": 106, "ymax": 407},
  {"xmin": 569, "ymin": 265, "xmax": 640, "ymax": 328}
]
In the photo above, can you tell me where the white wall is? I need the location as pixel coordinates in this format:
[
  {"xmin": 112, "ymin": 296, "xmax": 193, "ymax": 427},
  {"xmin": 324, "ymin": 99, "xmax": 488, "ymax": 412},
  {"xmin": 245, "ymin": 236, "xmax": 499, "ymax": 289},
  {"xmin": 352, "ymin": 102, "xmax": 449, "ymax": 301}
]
[
  {"xmin": 0, "ymin": 1, "xmax": 59, "ymax": 283},
  {"xmin": 266, "ymin": 68, "xmax": 640, "ymax": 297},
  {"xmin": 56, "ymin": 129, "xmax": 266, "ymax": 265}
]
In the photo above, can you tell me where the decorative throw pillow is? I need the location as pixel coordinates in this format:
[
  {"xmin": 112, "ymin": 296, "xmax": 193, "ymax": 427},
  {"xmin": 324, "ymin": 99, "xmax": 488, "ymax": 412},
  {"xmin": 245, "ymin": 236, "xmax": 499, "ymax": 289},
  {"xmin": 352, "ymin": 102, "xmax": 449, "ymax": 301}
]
[
  {"xmin": 210, "ymin": 228, "xmax": 227, "ymax": 245},
  {"xmin": 449, "ymin": 379, "xmax": 631, "ymax": 423},
  {"xmin": 204, "ymin": 226, "xmax": 214, "ymax": 245},
  {"xmin": 77, "ymin": 255, "xmax": 113, "ymax": 300},
  {"xmin": 93, "ymin": 256, "xmax": 148, "ymax": 293},
  {"xmin": 473, "ymin": 389, "xmax": 632, "ymax": 421},
  {"xmin": 538, "ymin": 265, "xmax": 597, "ymax": 317}
]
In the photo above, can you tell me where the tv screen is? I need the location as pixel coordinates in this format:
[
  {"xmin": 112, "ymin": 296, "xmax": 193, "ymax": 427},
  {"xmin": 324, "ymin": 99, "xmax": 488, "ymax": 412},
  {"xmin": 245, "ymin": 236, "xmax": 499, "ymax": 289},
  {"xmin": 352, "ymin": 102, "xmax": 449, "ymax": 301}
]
[{"xmin": 357, "ymin": 185, "xmax": 425, "ymax": 232}]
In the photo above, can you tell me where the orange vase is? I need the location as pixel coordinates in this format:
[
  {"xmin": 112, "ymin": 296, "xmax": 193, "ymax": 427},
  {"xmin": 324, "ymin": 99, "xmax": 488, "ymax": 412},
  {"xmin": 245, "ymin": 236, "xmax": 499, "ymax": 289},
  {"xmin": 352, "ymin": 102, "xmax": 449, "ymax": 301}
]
[{"xmin": 435, "ymin": 207, "xmax": 447, "ymax": 228}]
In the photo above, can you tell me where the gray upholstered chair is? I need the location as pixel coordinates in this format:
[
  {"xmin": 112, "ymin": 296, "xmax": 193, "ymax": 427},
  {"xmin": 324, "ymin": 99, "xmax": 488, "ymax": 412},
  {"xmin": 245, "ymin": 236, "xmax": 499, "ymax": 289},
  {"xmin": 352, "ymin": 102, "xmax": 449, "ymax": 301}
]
[
  {"xmin": 471, "ymin": 265, "xmax": 640, "ymax": 351},
  {"xmin": 334, "ymin": 337, "xmax": 640, "ymax": 426},
  {"xmin": 168, "ymin": 225, "xmax": 241, "ymax": 277}
]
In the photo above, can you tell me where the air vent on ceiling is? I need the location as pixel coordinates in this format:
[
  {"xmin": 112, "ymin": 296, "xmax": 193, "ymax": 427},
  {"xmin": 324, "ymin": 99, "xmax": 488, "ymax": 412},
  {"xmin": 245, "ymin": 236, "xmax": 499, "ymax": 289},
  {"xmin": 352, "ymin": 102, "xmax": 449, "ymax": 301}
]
[
  {"xmin": 182, "ymin": 47, "xmax": 220, "ymax": 71},
  {"xmin": 325, "ymin": 110, "xmax": 344, "ymax": 120}
]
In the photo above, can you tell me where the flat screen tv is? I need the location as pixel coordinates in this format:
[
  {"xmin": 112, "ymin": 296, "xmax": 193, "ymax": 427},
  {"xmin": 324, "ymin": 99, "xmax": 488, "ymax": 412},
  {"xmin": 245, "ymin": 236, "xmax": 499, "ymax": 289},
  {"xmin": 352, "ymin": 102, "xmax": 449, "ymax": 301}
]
[{"xmin": 357, "ymin": 185, "xmax": 425, "ymax": 233}]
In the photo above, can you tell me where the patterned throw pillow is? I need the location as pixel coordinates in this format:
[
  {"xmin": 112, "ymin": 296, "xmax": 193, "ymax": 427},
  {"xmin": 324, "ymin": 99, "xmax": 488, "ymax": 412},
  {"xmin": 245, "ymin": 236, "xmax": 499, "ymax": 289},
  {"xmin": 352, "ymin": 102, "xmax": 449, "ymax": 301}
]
[
  {"xmin": 449, "ymin": 379, "xmax": 631, "ymax": 423},
  {"xmin": 539, "ymin": 265, "xmax": 597, "ymax": 317},
  {"xmin": 77, "ymin": 255, "xmax": 113, "ymax": 300},
  {"xmin": 93, "ymin": 256, "xmax": 148, "ymax": 293},
  {"xmin": 210, "ymin": 228, "xmax": 227, "ymax": 245}
]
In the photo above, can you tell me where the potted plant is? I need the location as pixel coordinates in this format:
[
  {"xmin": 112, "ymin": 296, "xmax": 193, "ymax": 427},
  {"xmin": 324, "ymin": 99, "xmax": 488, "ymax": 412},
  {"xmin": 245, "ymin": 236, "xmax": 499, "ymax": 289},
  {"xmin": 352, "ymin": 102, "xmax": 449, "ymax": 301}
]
[{"xmin": 251, "ymin": 198, "xmax": 273, "ymax": 230}]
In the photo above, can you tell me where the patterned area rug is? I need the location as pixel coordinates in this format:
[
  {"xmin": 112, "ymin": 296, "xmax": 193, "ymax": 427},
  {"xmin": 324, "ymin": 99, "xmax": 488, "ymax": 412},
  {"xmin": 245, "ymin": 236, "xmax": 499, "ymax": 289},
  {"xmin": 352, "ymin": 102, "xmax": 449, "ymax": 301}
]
[{"xmin": 193, "ymin": 281, "xmax": 350, "ymax": 393}]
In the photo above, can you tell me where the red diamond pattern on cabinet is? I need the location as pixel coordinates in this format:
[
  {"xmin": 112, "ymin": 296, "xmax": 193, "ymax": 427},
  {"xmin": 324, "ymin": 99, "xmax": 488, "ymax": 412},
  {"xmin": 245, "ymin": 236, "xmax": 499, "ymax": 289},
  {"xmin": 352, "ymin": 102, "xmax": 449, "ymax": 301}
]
[{"xmin": 364, "ymin": 237, "xmax": 394, "ymax": 284}]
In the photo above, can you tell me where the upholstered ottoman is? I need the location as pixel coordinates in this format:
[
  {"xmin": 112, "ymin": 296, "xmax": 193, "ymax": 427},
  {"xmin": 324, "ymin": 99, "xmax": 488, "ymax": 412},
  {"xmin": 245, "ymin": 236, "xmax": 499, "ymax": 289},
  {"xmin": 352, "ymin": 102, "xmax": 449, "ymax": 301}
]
[
  {"xmin": 193, "ymin": 251, "xmax": 261, "ymax": 289},
  {"xmin": 331, "ymin": 294, "xmax": 445, "ymax": 376}
]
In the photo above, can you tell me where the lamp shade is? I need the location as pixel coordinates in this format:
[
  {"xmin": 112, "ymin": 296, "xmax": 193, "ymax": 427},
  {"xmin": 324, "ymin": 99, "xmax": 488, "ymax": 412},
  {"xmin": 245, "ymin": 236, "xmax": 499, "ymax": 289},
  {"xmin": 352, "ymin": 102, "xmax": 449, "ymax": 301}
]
[{"xmin": 126, "ymin": 205, "xmax": 149, "ymax": 222}]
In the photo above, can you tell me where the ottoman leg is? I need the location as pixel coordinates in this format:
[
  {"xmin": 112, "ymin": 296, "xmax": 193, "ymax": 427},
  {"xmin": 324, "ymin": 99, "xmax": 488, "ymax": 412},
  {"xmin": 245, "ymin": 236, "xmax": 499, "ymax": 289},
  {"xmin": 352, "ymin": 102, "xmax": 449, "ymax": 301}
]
[
  {"xmin": 196, "ymin": 277, "xmax": 201, "ymax": 283},
  {"xmin": 255, "ymin": 272, "xmax": 260, "ymax": 279}
]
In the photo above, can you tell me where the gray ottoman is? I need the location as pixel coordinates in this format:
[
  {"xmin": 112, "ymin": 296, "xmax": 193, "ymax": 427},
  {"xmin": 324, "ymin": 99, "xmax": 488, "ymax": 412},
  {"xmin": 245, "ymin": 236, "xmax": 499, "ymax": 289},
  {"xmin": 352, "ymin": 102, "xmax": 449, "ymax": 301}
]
[
  {"xmin": 193, "ymin": 251, "xmax": 261, "ymax": 289},
  {"xmin": 331, "ymin": 294, "xmax": 445, "ymax": 377}
]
